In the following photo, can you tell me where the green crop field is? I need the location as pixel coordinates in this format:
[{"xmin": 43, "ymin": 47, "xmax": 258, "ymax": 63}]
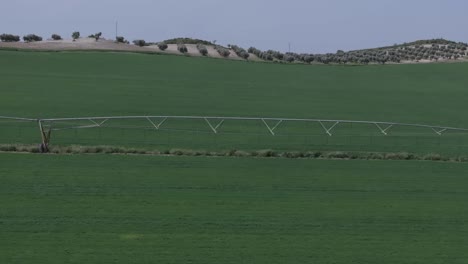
[
  {"xmin": 1, "ymin": 50, "xmax": 468, "ymax": 263},
  {"xmin": 1, "ymin": 153, "xmax": 467, "ymax": 264},
  {"xmin": 1, "ymin": 50, "xmax": 468, "ymax": 154}
]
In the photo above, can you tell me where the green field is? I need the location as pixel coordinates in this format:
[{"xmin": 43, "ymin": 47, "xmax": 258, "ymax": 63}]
[
  {"xmin": 1, "ymin": 50, "xmax": 468, "ymax": 154},
  {"xmin": 1, "ymin": 153, "xmax": 467, "ymax": 264},
  {"xmin": 1, "ymin": 50, "xmax": 468, "ymax": 263}
]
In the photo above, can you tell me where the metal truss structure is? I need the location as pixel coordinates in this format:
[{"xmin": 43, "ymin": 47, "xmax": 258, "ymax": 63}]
[{"xmin": 2, "ymin": 115, "xmax": 468, "ymax": 152}]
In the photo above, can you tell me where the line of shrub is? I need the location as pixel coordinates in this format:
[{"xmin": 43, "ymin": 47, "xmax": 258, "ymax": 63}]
[
  {"xmin": 229, "ymin": 45, "xmax": 249, "ymax": 59},
  {"xmin": 1, "ymin": 144, "xmax": 466, "ymax": 163}
]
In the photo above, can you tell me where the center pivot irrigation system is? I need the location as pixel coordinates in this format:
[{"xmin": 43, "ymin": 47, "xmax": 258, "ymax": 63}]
[{"xmin": 2, "ymin": 115, "xmax": 468, "ymax": 153}]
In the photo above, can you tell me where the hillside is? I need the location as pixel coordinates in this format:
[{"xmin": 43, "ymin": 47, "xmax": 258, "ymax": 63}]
[{"xmin": 1, "ymin": 35, "xmax": 467, "ymax": 65}]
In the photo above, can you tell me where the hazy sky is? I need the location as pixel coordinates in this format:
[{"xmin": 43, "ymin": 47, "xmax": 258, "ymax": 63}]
[{"xmin": 1, "ymin": 0, "xmax": 467, "ymax": 53}]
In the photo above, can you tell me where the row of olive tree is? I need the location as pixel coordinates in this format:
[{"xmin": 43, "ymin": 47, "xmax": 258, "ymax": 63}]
[
  {"xmin": 245, "ymin": 39, "xmax": 468, "ymax": 65},
  {"xmin": 214, "ymin": 45, "xmax": 230, "ymax": 57},
  {"xmin": 229, "ymin": 45, "xmax": 249, "ymax": 59}
]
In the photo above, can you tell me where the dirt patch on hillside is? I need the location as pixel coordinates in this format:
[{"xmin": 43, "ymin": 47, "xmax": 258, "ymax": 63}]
[{"xmin": 0, "ymin": 38, "xmax": 152, "ymax": 53}]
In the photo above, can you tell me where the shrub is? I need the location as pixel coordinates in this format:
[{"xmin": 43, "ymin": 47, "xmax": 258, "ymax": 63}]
[
  {"xmin": 72, "ymin": 31, "xmax": 80, "ymax": 41},
  {"xmin": 325, "ymin": 152, "xmax": 349, "ymax": 159},
  {"xmin": 384, "ymin": 152, "xmax": 416, "ymax": 160},
  {"xmin": 157, "ymin": 42, "xmax": 168, "ymax": 51},
  {"xmin": 0, "ymin": 34, "xmax": 20, "ymax": 42},
  {"xmin": 214, "ymin": 45, "xmax": 230, "ymax": 57},
  {"xmin": 177, "ymin": 43, "xmax": 188, "ymax": 53},
  {"xmin": 51, "ymin": 34, "xmax": 62, "ymax": 40},
  {"xmin": 282, "ymin": 151, "xmax": 304, "ymax": 158},
  {"xmin": 196, "ymin": 43, "xmax": 208, "ymax": 56},
  {"xmin": 423, "ymin": 153, "xmax": 442, "ymax": 161},
  {"xmin": 133, "ymin": 39, "xmax": 146, "ymax": 47},
  {"xmin": 232, "ymin": 150, "xmax": 251, "ymax": 157},
  {"xmin": 253, "ymin": 149, "xmax": 278, "ymax": 157},
  {"xmin": 23, "ymin": 34, "xmax": 42, "ymax": 42}
]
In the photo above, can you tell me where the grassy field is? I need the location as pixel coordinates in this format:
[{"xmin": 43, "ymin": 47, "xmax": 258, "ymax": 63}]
[
  {"xmin": 1, "ymin": 50, "xmax": 468, "ymax": 154},
  {"xmin": 0, "ymin": 153, "xmax": 467, "ymax": 263},
  {"xmin": 1, "ymin": 50, "xmax": 468, "ymax": 263}
]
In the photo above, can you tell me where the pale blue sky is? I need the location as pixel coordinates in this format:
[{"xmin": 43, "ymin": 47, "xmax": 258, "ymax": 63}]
[{"xmin": 1, "ymin": 0, "xmax": 467, "ymax": 53}]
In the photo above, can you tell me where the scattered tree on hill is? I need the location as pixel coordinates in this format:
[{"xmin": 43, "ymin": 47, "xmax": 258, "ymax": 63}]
[
  {"xmin": 51, "ymin": 34, "xmax": 62, "ymax": 40},
  {"xmin": 115, "ymin": 36, "xmax": 129, "ymax": 44},
  {"xmin": 133, "ymin": 39, "xmax": 146, "ymax": 47},
  {"xmin": 263, "ymin": 50, "xmax": 284, "ymax": 60},
  {"xmin": 196, "ymin": 43, "xmax": 208, "ymax": 56},
  {"xmin": 157, "ymin": 42, "xmax": 168, "ymax": 51},
  {"xmin": 89, "ymin": 32, "xmax": 102, "ymax": 41},
  {"xmin": 72, "ymin": 31, "xmax": 80, "ymax": 41},
  {"xmin": 214, "ymin": 45, "xmax": 230, "ymax": 57},
  {"xmin": 0, "ymin": 34, "xmax": 20, "ymax": 42},
  {"xmin": 163, "ymin": 38, "xmax": 214, "ymax": 45},
  {"xmin": 230, "ymin": 45, "xmax": 249, "ymax": 59},
  {"xmin": 283, "ymin": 55, "xmax": 295, "ymax": 63},
  {"xmin": 23, "ymin": 34, "xmax": 42, "ymax": 42},
  {"xmin": 177, "ymin": 43, "xmax": 188, "ymax": 53}
]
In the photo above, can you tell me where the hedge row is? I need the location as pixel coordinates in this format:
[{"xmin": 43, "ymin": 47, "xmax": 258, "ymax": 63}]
[{"xmin": 1, "ymin": 144, "xmax": 467, "ymax": 163}]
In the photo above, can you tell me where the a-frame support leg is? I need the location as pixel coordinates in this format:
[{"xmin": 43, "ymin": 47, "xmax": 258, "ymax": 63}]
[{"xmin": 38, "ymin": 120, "xmax": 52, "ymax": 153}]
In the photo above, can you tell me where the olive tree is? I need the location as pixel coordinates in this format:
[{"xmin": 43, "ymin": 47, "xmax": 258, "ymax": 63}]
[
  {"xmin": 0, "ymin": 34, "xmax": 20, "ymax": 42},
  {"xmin": 23, "ymin": 34, "xmax": 42, "ymax": 42},
  {"xmin": 157, "ymin": 43, "xmax": 168, "ymax": 51},
  {"xmin": 115, "ymin": 36, "xmax": 128, "ymax": 43},
  {"xmin": 133, "ymin": 39, "xmax": 146, "ymax": 47},
  {"xmin": 177, "ymin": 43, "xmax": 188, "ymax": 53},
  {"xmin": 214, "ymin": 45, "xmax": 230, "ymax": 57},
  {"xmin": 51, "ymin": 34, "xmax": 62, "ymax": 40},
  {"xmin": 72, "ymin": 31, "xmax": 80, "ymax": 41},
  {"xmin": 196, "ymin": 43, "xmax": 208, "ymax": 56}
]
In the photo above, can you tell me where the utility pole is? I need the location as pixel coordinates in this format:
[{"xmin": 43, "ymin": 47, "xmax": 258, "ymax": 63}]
[
  {"xmin": 115, "ymin": 20, "xmax": 118, "ymax": 39},
  {"xmin": 288, "ymin": 42, "xmax": 291, "ymax": 53}
]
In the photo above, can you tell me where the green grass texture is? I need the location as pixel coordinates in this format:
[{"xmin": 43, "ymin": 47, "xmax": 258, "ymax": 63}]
[{"xmin": 1, "ymin": 153, "xmax": 467, "ymax": 264}]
